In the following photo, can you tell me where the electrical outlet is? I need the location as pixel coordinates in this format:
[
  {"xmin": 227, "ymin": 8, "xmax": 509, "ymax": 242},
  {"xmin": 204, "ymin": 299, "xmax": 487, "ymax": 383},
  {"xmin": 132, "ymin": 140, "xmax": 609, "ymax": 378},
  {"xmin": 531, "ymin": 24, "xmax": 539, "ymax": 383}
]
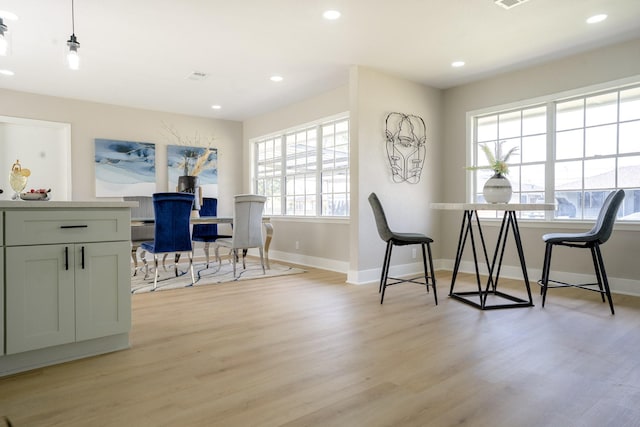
[
  {"xmin": 295, "ymin": 241, "xmax": 299, "ymax": 250},
  {"xmin": 412, "ymin": 248, "xmax": 417, "ymax": 259}
]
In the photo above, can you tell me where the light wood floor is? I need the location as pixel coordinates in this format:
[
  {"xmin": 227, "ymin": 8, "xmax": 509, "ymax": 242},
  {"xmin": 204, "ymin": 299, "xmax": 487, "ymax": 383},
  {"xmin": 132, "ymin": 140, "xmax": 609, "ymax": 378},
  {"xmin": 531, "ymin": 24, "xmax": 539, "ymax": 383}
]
[{"xmin": 2, "ymin": 266, "xmax": 640, "ymax": 427}]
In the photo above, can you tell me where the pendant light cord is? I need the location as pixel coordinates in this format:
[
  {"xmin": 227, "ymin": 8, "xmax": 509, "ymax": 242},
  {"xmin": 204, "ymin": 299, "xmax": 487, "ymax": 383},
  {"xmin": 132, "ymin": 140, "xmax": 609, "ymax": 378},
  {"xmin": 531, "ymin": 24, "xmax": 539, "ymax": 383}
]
[{"xmin": 71, "ymin": 0, "xmax": 75, "ymax": 35}]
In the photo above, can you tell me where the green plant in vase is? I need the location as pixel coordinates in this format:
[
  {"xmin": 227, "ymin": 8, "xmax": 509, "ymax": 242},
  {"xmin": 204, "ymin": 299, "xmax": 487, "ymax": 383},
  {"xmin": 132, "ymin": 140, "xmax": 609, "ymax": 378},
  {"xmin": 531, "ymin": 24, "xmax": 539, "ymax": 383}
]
[{"xmin": 467, "ymin": 141, "xmax": 519, "ymax": 203}]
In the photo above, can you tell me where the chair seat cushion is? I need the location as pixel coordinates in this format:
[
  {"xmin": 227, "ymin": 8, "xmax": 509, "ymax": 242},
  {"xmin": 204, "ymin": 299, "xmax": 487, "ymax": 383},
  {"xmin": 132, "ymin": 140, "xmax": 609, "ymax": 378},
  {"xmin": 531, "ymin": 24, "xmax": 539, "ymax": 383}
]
[
  {"xmin": 390, "ymin": 232, "xmax": 434, "ymax": 245},
  {"xmin": 140, "ymin": 241, "xmax": 155, "ymax": 253},
  {"xmin": 543, "ymin": 231, "xmax": 597, "ymax": 244}
]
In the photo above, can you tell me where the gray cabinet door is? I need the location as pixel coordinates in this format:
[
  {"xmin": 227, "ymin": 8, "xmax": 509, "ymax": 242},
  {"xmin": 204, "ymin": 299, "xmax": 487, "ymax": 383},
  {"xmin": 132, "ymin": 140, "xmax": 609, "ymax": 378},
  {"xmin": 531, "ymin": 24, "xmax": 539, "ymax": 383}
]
[
  {"xmin": 1, "ymin": 212, "xmax": 3, "ymax": 355},
  {"xmin": 5, "ymin": 244, "xmax": 76, "ymax": 354},
  {"xmin": 75, "ymin": 241, "xmax": 131, "ymax": 341}
]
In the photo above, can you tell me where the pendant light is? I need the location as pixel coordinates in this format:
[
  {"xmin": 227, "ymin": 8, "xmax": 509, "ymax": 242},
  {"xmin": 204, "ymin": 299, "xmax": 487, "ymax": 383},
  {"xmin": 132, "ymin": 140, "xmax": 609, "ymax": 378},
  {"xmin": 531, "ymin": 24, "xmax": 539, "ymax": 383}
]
[{"xmin": 66, "ymin": 0, "xmax": 80, "ymax": 70}]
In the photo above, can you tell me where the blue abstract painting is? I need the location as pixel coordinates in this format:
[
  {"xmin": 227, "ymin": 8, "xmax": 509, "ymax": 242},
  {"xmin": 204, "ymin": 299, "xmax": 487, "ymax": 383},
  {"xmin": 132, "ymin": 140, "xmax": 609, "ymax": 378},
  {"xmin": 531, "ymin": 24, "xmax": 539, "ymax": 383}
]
[
  {"xmin": 167, "ymin": 145, "xmax": 218, "ymax": 197},
  {"xmin": 95, "ymin": 138, "xmax": 156, "ymax": 197}
]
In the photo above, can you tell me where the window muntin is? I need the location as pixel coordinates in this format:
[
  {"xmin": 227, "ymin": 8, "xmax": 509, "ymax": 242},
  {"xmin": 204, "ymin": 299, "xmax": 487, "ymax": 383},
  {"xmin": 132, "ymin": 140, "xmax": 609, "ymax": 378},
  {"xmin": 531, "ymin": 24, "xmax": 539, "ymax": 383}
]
[
  {"xmin": 472, "ymin": 105, "xmax": 547, "ymax": 218},
  {"xmin": 254, "ymin": 116, "xmax": 349, "ymax": 217},
  {"xmin": 470, "ymin": 83, "xmax": 640, "ymax": 222}
]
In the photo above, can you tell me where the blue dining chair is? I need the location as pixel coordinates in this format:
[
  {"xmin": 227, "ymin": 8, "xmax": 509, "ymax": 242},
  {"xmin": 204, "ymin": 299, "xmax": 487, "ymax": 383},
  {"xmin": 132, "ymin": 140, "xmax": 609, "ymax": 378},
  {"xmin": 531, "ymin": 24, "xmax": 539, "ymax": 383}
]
[
  {"xmin": 140, "ymin": 192, "xmax": 196, "ymax": 290},
  {"xmin": 192, "ymin": 197, "xmax": 232, "ymax": 268}
]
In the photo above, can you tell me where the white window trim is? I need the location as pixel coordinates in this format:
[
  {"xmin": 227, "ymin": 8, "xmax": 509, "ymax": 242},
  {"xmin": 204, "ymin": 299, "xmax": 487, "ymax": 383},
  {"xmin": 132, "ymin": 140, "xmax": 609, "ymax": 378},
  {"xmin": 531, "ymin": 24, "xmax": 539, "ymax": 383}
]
[
  {"xmin": 251, "ymin": 112, "xmax": 350, "ymax": 218},
  {"xmin": 465, "ymin": 74, "xmax": 640, "ymax": 229}
]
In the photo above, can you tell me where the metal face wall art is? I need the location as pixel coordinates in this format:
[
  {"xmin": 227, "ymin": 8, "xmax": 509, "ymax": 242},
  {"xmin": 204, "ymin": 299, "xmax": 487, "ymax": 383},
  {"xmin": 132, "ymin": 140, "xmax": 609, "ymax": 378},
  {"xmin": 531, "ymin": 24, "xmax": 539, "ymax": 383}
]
[{"xmin": 384, "ymin": 112, "xmax": 426, "ymax": 184}]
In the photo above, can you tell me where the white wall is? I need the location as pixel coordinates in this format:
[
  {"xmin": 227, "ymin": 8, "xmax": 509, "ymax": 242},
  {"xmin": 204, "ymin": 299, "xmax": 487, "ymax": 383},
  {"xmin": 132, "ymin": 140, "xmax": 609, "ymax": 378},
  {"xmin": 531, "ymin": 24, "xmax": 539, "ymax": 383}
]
[
  {"xmin": 348, "ymin": 66, "xmax": 443, "ymax": 284},
  {"xmin": 244, "ymin": 72, "xmax": 445, "ymax": 281},
  {"xmin": 243, "ymin": 86, "xmax": 351, "ymax": 272},
  {"xmin": 0, "ymin": 118, "xmax": 71, "ymax": 200},
  {"xmin": 441, "ymin": 38, "xmax": 640, "ymax": 295},
  {"xmin": 0, "ymin": 89, "xmax": 243, "ymax": 215}
]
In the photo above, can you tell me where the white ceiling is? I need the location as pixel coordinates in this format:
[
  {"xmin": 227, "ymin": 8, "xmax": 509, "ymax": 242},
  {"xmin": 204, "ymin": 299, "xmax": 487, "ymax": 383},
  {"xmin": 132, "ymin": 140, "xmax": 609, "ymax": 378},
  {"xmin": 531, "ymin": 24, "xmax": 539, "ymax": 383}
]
[{"xmin": 1, "ymin": 0, "xmax": 639, "ymax": 121}]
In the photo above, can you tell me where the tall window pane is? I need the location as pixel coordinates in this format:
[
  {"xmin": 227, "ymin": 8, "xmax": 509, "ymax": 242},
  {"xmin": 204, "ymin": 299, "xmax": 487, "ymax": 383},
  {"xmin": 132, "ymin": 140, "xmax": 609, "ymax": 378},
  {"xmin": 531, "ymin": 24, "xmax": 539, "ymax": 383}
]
[
  {"xmin": 253, "ymin": 116, "xmax": 349, "ymax": 217},
  {"xmin": 555, "ymin": 129, "xmax": 583, "ymax": 160},
  {"xmin": 585, "ymin": 124, "xmax": 616, "ymax": 157},
  {"xmin": 585, "ymin": 92, "xmax": 618, "ymax": 126},
  {"xmin": 471, "ymin": 84, "xmax": 640, "ymax": 221},
  {"xmin": 620, "ymin": 87, "xmax": 640, "ymax": 121},
  {"xmin": 472, "ymin": 105, "xmax": 546, "ymax": 217},
  {"xmin": 619, "ymin": 120, "xmax": 640, "ymax": 154},
  {"xmin": 556, "ymin": 99, "xmax": 584, "ymax": 131}
]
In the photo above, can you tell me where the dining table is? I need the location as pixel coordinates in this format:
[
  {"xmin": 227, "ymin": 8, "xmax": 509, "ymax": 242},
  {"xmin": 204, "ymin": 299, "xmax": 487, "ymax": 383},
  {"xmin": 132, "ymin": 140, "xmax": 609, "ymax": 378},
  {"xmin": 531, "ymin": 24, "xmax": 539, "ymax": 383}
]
[
  {"xmin": 431, "ymin": 202, "xmax": 555, "ymax": 310},
  {"xmin": 130, "ymin": 215, "xmax": 273, "ymax": 269}
]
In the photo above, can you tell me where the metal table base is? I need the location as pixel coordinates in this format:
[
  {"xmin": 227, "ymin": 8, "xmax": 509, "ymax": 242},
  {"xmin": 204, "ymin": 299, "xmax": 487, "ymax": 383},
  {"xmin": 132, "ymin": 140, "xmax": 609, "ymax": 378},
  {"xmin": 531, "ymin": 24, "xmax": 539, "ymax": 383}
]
[{"xmin": 449, "ymin": 209, "xmax": 534, "ymax": 310}]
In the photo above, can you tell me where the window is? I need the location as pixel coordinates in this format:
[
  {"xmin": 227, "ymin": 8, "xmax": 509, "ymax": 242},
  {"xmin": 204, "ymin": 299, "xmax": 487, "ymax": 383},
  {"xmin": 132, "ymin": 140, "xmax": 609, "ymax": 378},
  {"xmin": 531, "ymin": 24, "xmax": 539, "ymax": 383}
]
[
  {"xmin": 469, "ymin": 82, "xmax": 640, "ymax": 221},
  {"xmin": 253, "ymin": 115, "xmax": 349, "ymax": 217}
]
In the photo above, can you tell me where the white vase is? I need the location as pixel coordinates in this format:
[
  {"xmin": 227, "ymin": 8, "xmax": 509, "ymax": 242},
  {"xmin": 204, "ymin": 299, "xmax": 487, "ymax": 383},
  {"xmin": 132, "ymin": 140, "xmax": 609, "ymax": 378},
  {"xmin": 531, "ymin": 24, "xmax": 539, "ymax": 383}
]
[{"xmin": 483, "ymin": 173, "xmax": 512, "ymax": 203}]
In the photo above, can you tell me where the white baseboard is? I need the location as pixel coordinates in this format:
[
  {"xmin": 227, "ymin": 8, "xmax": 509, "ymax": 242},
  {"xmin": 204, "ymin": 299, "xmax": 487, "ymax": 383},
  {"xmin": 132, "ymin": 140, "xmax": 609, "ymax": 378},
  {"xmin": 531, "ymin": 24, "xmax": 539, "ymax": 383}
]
[
  {"xmin": 266, "ymin": 249, "xmax": 349, "ymax": 274},
  {"xmin": 432, "ymin": 259, "xmax": 640, "ymax": 297},
  {"xmin": 258, "ymin": 250, "xmax": 640, "ymax": 298}
]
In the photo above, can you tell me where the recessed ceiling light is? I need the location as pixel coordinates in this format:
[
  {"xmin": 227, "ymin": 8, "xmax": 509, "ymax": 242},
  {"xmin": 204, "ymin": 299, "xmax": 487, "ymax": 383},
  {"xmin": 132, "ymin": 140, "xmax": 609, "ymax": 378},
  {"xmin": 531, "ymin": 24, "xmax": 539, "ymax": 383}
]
[
  {"xmin": 323, "ymin": 10, "xmax": 341, "ymax": 20},
  {"xmin": 451, "ymin": 61, "xmax": 465, "ymax": 68},
  {"xmin": 186, "ymin": 71, "xmax": 209, "ymax": 81},
  {"xmin": 0, "ymin": 10, "xmax": 19, "ymax": 21},
  {"xmin": 586, "ymin": 14, "xmax": 607, "ymax": 24},
  {"xmin": 211, "ymin": 105, "xmax": 221, "ymax": 110},
  {"xmin": 270, "ymin": 75, "xmax": 283, "ymax": 82},
  {"xmin": 494, "ymin": 0, "xmax": 530, "ymax": 10},
  {"xmin": 0, "ymin": 69, "xmax": 15, "ymax": 76}
]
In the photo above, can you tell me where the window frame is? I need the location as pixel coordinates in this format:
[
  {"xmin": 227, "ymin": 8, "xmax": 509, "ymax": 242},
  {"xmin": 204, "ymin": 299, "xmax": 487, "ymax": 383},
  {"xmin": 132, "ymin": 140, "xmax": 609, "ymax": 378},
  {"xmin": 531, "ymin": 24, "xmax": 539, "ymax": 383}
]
[
  {"xmin": 252, "ymin": 113, "xmax": 350, "ymax": 218},
  {"xmin": 466, "ymin": 75, "xmax": 640, "ymax": 224}
]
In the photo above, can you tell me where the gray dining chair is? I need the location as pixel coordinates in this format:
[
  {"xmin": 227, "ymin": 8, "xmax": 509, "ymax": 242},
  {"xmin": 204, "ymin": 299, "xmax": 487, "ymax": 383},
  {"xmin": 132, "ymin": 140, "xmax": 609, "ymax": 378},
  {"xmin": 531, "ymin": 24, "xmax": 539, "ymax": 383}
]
[
  {"xmin": 124, "ymin": 195, "xmax": 154, "ymax": 276},
  {"xmin": 368, "ymin": 192, "xmax": 437, "ymax": 305},
  {"xmin": 538, "ymin": 189, "xmax": 625, "ymax": 314},
  {"xmin": 214, "ymin": 194, "xmax": 267, "ymax": 278}
]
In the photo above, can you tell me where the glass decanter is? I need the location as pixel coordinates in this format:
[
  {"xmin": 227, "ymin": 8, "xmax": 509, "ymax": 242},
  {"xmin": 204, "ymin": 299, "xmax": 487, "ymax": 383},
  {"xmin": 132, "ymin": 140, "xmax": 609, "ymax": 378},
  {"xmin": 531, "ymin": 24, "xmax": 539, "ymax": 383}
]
[{"xmin": 9, "ymin": 160, "xmax": 29, "ymax": 200}]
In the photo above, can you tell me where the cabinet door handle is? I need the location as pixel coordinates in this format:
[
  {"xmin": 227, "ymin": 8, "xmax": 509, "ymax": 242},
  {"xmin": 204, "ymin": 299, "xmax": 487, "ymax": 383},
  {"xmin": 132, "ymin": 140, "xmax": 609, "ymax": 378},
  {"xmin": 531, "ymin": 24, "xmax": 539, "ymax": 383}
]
[
  {"xmin": 60, "ymin": 225, "xmax": 88, "ymax": 229},
  {"xmin": 65, "ymin": 246, "xmax": 69, "ymax": 270},
  {"xmin": 81, "ymin": 246, "xmax": 85, "ymax": 269}
]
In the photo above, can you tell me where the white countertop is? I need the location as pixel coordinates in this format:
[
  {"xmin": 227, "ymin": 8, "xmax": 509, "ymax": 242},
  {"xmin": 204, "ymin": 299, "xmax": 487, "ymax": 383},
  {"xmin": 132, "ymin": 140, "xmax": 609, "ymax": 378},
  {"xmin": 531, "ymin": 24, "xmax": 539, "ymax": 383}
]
[
  {"xmin": 0, "ymin": 200, "xmax": 137, "ymax": 209},
  {"xmin": 431, "ymin": 202, "xmax": 556, "ymax": 211}
]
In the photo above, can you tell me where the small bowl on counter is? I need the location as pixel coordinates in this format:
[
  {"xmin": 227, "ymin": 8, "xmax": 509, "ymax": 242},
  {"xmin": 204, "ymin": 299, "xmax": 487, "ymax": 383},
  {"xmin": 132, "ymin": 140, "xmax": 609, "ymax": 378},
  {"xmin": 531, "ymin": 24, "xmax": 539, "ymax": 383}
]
[{"xmin": 20, "ymin": 190, "xmax": 51, "ymax": 201}]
